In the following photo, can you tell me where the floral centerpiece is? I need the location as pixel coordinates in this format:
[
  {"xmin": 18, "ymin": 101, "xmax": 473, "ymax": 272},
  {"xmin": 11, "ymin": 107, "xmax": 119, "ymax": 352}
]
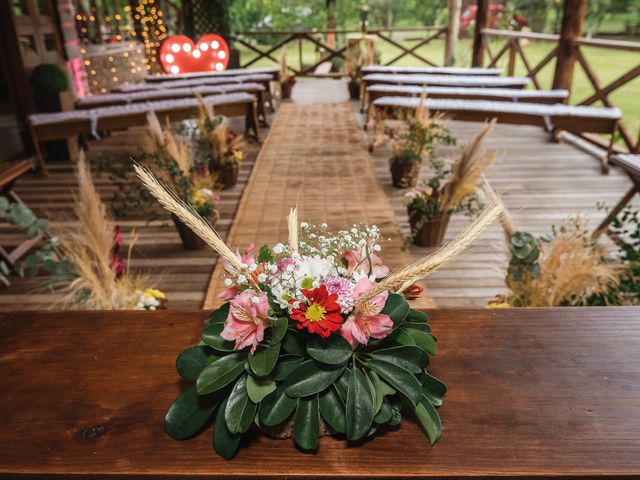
[
  {"xmin": 133, "ymin": 164, "xmax": 500, "ymax": 459},
  {"xmin": 404, "ymin": 120, "xmax": 497, "ymax": 247}
]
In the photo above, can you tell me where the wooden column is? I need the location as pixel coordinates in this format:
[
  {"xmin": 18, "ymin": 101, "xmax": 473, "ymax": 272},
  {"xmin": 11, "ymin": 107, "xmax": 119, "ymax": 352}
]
[
  {"xmin": 444, "ymin": 0, "xmax": 462, "ymax": 66},
  {"xmin": 552, "ymin": 0, "xmax": 587, "ymax": 91},
  {"xmin": 471, "ymin": 0, "xmax": 489, "ymax": 67}
]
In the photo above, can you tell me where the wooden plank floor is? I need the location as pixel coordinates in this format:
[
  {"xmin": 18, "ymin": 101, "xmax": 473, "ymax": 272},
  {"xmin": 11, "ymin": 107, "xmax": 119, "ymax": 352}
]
[{"xmin": 0, "ymin": 117, "xmax": 265, "ymax": 311}]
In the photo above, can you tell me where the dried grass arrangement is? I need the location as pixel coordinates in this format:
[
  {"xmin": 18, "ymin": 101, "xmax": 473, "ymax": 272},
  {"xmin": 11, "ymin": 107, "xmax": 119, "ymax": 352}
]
[{"xmin": 279, "ymin": 51, "xmax": 295, "ymax": 99}]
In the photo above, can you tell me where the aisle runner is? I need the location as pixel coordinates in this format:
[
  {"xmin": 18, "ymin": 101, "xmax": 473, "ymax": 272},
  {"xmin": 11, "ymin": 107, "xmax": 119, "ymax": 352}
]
[{"xmin": 204, "ymin": 103, "xmax": 435, "ymax": 308}]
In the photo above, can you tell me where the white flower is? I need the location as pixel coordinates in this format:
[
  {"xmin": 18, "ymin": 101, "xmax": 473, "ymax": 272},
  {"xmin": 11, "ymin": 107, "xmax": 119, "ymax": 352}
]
[
  {"xmin": 273, "ymin": 243, "xmax": 285, "ymax": 254},
  {"xmin": 258, "ymin": 273, "xmax": 267, "ymax": 282},
  {"xmin": 223, "ymin": 278, "xmax": 233, "ymax": 287},
  {"xmin": 251, "ymin": 296, "xmax": 261, "ymax": 304},
  {"xmin": 300, "ymin": 222, "xmax": 309, "ymax": 229},
  {"xmin": 373, "ymin": 244, "xmax": 381, "ymax": 252},
  {"xmin": 237, "ymin": 274, "xmax": 247, "ymax": 284}
]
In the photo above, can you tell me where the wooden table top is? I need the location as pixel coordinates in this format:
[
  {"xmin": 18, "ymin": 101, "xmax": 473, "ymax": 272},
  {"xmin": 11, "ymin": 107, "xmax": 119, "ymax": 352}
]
[{"xmin": 1, "ymin": 307, "xmax": 640, "ymax": 479}]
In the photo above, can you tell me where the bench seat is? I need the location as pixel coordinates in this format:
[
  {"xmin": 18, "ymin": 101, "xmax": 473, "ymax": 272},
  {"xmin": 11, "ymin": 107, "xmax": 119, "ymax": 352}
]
[
  {"xmin": 114, "ymin": 73, "xmax": 272, "ymax": 93},
  {"xmin": 145, "ymin": 66, "xmax": 280, "ymax": 82},
  {"xmin": 362, "ymin": 65, "xmax": 502, "ymax": 76},
  {"xmin": 363, "ymin": 73, "xmax": 531, "ymax": 89}
]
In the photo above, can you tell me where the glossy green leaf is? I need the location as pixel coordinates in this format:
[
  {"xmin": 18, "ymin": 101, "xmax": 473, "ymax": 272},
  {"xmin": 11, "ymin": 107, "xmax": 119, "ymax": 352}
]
[
  {"xmin": 369, "ymin": 370, "xmax": 395, "ymax": 414},
  {"xmin": 259, "ymin": 386, "xmax": 298, "ymax": 427},
  {"xmin": 272, "ymin": 355, "xmax": 305, "ymax": 381},
  {"xmin": 201, "ymin": 323, "xmax": 235, "ymax": 352},
  {"xmin": 248, "ymin": 343, "xmax": 280, "ymax": 377},
  {"xmin": 393, "ymin": 328, "xmax": 417, "ymax": 346},
  {"xmin": 381, "ymin": 293, "xmax": 410, "ymax": 326},
  {"xmin": 284, "ymin": 360, "xmax": 345, "ymax": 398},
  {"xmin": 406, "ymin": 329, "xmax": 438, "ymax": 356},
  {"xmin": 293, "ymin": 395, "xmax": 320, "ymax": 451},
  {"xmin": 246, "ymin": 375, "xmax": 277, "ymax": 403},
  {"xmin": 403, "ymin": 322, "xmax": 431, "ymax": 333},
  {"xmin": 415, "ymin": 395, "xmax": 442, "ymax": 445},
  {"xmin": 257, "ymin": 245, "xmax": 274, "ymax": 263},
  {"xmin": 268, "ymin": 317, "xmax": 289, "ymax": 345},
  {"xmin": 366, "ymin": 358, "xmax": 422, "ymax": 406},
  {"xmin": 373, "ymin": 397, "xmax": 392, "ymax": 424},
  {"xmin": 197, "ymin": 352, "xmax": 246, "ymax": 395},
  {"xmin": 307, "ymin": 334, "xmax": 352, "ymax": 365},
  {"xmin": 225, "ymin": 375, "xmax": 258, "ymax": 434},
  {"xmin": 175, "ymin": 346, "xmax": 212, "ymax": 380},
  {"xmin": 164, "ymin": 385, "xmax": 219, "ymax": 440},
  {"xmin": 334, "ymin": 367, "xmax": 351, "ymax": 401},
  {"xmin": 319, "ymin": 387, "xmax": 346, "ymax": 434},
  {"xmin": 213, "ymin": 396, "xmax": 242, "ymax": 460},
  {"xmin": 406, "ymin": 309, "xmax": 428, "ymax": 323},
  {"xmin": 207, "ymin": 303, "xmax": 230, "ymax": 325},
  {"xmin": 345, "ymin": 367, "xmax": 375, "ymax": 441},
  {"xmin": 282, "ymin": 329, "xmax": 306, "ymax": 355},
  {"xmin": 372, "ymin": 345, "xmax": 428, "ymax": 374},
  {"xmin": 388, "ymin": 397, "xmax": 403, "ymax": 426},
  {"xmin": 420, "ymin": 372, "xmax": 447, "ymax": 407}
]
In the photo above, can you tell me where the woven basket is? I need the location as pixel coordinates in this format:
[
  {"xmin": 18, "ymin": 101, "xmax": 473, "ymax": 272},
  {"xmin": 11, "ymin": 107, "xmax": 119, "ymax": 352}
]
[
  {"xmin": 408, "ymin": 208, "xmax": 451, "ymax": 248},
  {"xmin": 172, "ymin": 211, "xmax": 219, "ymax": 250},
  {"xmin": 389, "ymin": 158, "xmax": 420, "ymax": 188}
]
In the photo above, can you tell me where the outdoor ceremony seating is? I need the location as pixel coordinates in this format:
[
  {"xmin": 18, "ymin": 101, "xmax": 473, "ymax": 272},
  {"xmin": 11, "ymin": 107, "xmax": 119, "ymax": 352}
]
[
  {"xmin": 362, "ymin": 65, "xmax": 503, "ymax": 76},
  {"xmin": 28, "ymin": 92, "xmax": 260, "ymax": 170},
  {"xmin": 145, "ymin": 66, "xmax": 280, "ymax": 82}
]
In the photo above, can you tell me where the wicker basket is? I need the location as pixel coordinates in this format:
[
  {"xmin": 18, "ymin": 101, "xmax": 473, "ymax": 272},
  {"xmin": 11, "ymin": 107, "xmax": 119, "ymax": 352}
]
[
  {"xmin": 408, "ymin": 209, "xmax": 451, "ymax": 248},
  {"xmin": 216, "ymin": 161, "xmax": 239, "ymax": 190},
  {"xmin": 389, "ymin": 158, "xmax": 420, "ymax": 188},
  {"xmin": 172, "ymin": 211, "xmax": 218, "ymax": 250}
]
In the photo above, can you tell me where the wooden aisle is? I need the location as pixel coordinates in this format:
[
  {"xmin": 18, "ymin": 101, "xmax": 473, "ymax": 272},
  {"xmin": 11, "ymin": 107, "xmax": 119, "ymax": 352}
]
[{"xmin": 204, "ymin": 102, "xmax": 435, "ymax": 308}]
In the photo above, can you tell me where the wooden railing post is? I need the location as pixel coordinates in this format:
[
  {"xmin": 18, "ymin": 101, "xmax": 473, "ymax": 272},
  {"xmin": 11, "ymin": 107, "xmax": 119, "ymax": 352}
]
[
  {"xmin": 471, "ymin": 0, "xmax": 490, "ymax": 67},
  {"xmin": 552, "ymin": 0, "xmax": 587, "ymax": 92},
  {"xmin": 445, "ymin": 0, "xmax": 462, "ymax": 66}
]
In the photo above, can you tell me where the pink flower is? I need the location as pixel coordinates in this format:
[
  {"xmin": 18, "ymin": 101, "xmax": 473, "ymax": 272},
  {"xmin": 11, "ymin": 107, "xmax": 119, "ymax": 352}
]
[
  {"xmin": 343, "ymin": 244, "xmax": 389, "ymax": 279},
  {"xmin": 340, "ymin": 278, "xmax": 393, "ymax": 348},
  {"xmin": 217, "ymin": 286, "xmax": 239, "ymax": 300},
  {"xmin": 223, "ymin": 244, "xmax": 256, "ymax": 273},
  {"xmin": 221, "ymin": 289, "xmax": 269, "ymax": 353}
]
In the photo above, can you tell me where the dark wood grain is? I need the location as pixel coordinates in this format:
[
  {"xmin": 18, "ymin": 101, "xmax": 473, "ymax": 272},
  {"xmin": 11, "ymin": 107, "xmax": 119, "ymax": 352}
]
[{"xmin": 1, "ymin": 308, "xmax": 640, "ymax": 479}]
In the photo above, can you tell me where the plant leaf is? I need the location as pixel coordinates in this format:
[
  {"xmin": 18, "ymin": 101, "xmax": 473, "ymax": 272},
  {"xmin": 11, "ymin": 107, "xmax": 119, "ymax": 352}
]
[
  {"xmin": 319, "ymin": 387, "xmax": 346, "ymax": 434},
  {"xmin": 213, "ymin": 396, "xmax": 242, "ymax": 460},
  {"xmin": 207, "ymin": 303, "xmax": 230, "ymax": 325},
  {"xmin": 201, "ymin": 323, "xmax": 235, "ymax": 352},
  {"xmin": 225, "ymin": 375, "xmax": 258, "ymax": 434},
  {"xmin": 197, "ymin": 352, "xmax": 246, "ymax": 395},
  {"xmin": 246, "ymin": 375, "xmax": 277, "ymax": 403},
  {"xmin": 366, "ymin": 358, "xmax": 422, "ymax": 406},
  {"xmin": 272, "ymin": 355, "xmax": 305, "ymax": 381},
  {"xmin": 307, "ymin": 334, "xmax": 352, "ymax": 365},
  {"xmin": 282, "ymin": 329, "xmax": 306, "ymax": 355},
  {"xmin": 420, "ymin": 372, "xmax": 447, "ymax": 407},
  {"xmin": 284, "ymin": 360, "xmax": 345, "ymax": 398},
  {"xmin": 248, "ymin": 343, "xmax": 280, "ymax": 377},
  {"xmin": 334, "ymin": 367, "xmax": 351, "ymax": 401},
  {"xmin": 381, "ymin": 293, "xmax": 410, "ymax": 326},
  {"xmin": 345, "ymin": 367, "xmax": 375, "ymax": 441},
  {"xmin": 373, "ymin": 396, "xmax": 392, "ymax": 424},
  {"xmin": 406, "ymin": 309, "xmax": 429, "ymax": 323},
  {"xmin": 176, "ymin": 346, "xmax": 211, "ymax": 380},
  {"xmin": 259, "ymin": 385, "xmax": 298, "ymax": 427},
  {"xmin": 371, "ymin": 345, "xmax": 428, "ymax": 374},
  {"xmin": 164, "ymin": 385, "xmax": 219, "ymax": 439},
  {"xmin": 369, "ymin": 370, "xmax": 395, "ymax": 414},
  {"xmin": 293, "ymin": 395, "xmax": 320, "ymax": 451},
  {"xmin": 415, "ymin": 395, "xmax": 442, "ymax": 445},
  {"xmin": 268, "ymin": 317, "xmax": 289, "ymax": 345},
  {"xmin": 258, "ymin": 245, "xmax": 274, "ymax": 263},
  {"xmin": 405, "ymin": 329, "xmax": 438, "ymax": 356}
]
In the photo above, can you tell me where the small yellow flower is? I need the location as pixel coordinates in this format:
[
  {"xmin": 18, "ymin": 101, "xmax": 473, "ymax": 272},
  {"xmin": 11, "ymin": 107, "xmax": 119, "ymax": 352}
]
[{"xmin": 145, "ymin": 288, "xmax": 165, "ymax": 299}]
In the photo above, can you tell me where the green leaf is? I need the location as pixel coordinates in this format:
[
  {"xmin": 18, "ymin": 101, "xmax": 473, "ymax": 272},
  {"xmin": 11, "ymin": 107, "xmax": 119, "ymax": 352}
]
[
  {"xmin": 213, "ymin": 396, "xmax": 242, "ymax": 460},
  {"xmin": 334, "ymin": 367, "xmax": 351, "ymax": 401},
  {"xmin": 307, "ymin": 334, "xmax": 352, "ymax": 365},
  {"xmin": 197, "ymin": 352, "xmax": 247, "ymax": 395},
  {"xmin": 420, "ymin": 372, "xmax": 447, "ymax": 407},
  {"xmin": 381, "ymin": 293, "xmax": 410, "ymax": 326},
  {"xmin": 248, "ymin": 343, "xmax": 280, "ymax": 377},
  {"xmin": 369, "ymin": 370, "xmax": 395, "ymax": 414},
  {"xmin": 246, "ymin": 375, "xmax": 277, "ymax": 403},
  {"xmin": 373, "ymin": 397, "xmax": 392, "ymax": 424},
  {"xmin": 403, "ymin": 322, "xmax": 431, "ymax": 333},
  {"xmin": 164, "ymin": 385, "xmax": 220, "ymax": 440},
  {"xmin": 268, "ymin": 317, "xmax": 289, "ymax": 345},
  {"xmin": 176, "ymin": 346, "xmax": 211, "ymax": 380},
  {"xmin": 415, "ymin": 395, "xmax": 442, "ymax": 445},
  {"xmin": 257, "ymin": 245, "xmax": 274, "ymax": 263},
  {"xmin": 207, "ymin": 303, "xmax": 230, "ymax": 325},
  {"xmin": 284, "ymin": 360, "xmax": 345, "ymax": 398},
  {"xmin": 201, "ymin": 323, "xmax": 235, "ymax": 352},
  {"xmin": 272, "ymin": 355, "xmax": 305, "ymax": 381},
  {"xmin": 282, "ymin": 329, "xmax": 306, "ymax": 355},
  {"xmin": 404, "ymin": 329, "xmax": 438, "ymax": 356},
  {"xmin": 345, "ymin": 368, "xmax": 375, "ymax": 441},
  {"xmin": 225, "ymin": 375, "xmax": 258, "ymax": 434},
  {"xmin": 393, "ymin": 328, "xmax": 417, "ymax": 346},
  {"xmin": 259, "ymin": 386, "xmax": 298, "ymax": 427},
  {"xmin": 406, "ymin": 309, "xmax": 429, "ymax": 323},
  {"xmin": 319, "ymin": 387, "xmax": 346, "ymax": 434},
  {"xmin": 293, "ymin": 395, "xmax": 320, "ymax": 451},
  {"xmin": 372, "ymin": 345, "xmax": 428, "ymax": 374},
  {"xmin": 366, "ymin": 358, "xmax": 422, "ymax": 406},
  {"xmin": 388, "ymin": 397, "xmax": 403, "ymax": 426}
]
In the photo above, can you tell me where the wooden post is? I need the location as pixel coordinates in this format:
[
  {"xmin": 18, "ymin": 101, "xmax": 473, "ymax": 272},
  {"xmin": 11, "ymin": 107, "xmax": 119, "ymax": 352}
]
[
  {"xmin": 444, "ymin": 0, "xmax": 462, "ymax": 66},
  {"xmin": 552, "ymin": 0, "xmax": 587, "ymax": 92},
  {"xmin": 471, "ymin": 0, "xmax": 489, "ymax": 67}
]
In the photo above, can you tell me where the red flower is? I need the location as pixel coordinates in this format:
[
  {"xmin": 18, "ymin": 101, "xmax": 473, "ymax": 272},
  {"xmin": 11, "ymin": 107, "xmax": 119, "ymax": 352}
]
[
  {"xmin": 403, "ymin": 283, "xmax": 424, "ymax": 300},
  {"xmin": 290, "ymin": 285, "xmax": 343, "ymax": 337}
]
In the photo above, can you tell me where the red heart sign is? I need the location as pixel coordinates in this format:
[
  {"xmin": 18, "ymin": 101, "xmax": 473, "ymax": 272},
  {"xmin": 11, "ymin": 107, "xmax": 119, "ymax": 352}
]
[{"xmin": 159, "ymin": 34, "xmax": 229, "ymax": 75}]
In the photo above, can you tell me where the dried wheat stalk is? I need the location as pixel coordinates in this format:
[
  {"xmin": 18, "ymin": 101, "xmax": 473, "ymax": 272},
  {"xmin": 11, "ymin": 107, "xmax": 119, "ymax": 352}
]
[{"xmin": 288, "ymin": 207, "xmax": 299, "ymax": 254}]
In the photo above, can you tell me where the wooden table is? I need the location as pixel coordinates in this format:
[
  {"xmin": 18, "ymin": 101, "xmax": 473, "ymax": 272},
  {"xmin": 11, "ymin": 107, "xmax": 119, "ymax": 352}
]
[{"xmin": 1, "ymin": 308, "xmax": 640, "ymax": 478}]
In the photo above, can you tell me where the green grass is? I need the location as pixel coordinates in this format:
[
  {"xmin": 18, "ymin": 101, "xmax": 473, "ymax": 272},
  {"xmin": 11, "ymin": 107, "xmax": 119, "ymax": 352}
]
[{"xmin": 238, "ymin": 34, "xmax": 639, "ymax": 148}]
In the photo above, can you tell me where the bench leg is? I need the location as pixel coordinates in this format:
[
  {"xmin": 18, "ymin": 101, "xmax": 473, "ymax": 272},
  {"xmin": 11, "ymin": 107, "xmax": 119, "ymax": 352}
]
[
  {"xmin": 602, "ymin": 123, "xmax": 619, "ymax": 175},
  {"xmin": 257, "ymin": 91, "xmax": 269, "ymax": 128},
  {"xmin": 30, "ymin": 127, "xmax": 49, "ymax": 177},
  {"xmin": 245, "ymin": 102, "xmax": 261, "ymax": 142}
]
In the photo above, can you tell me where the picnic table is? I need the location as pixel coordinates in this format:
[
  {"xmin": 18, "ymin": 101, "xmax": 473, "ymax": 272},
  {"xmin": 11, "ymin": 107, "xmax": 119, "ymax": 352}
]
[{"xmin": 1, "ymin": 307, "xmax": 639, "ymax": 478}]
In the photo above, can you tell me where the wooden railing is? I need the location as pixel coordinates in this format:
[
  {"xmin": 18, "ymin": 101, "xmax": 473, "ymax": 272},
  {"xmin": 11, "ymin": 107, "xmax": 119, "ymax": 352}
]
[
  {"xmin": 480, "ymin": 28, "xmax": 640, "ymax": 153},
  {"xmin": 232, "ymin": 27, "xmax": 448, "ymax": 77}
]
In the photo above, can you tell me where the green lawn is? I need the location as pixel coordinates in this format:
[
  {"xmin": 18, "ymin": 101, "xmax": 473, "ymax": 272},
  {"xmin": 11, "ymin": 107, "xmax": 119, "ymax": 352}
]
[{"xmin": 238, "ymin": 34, "xmax": 639, "ymax": 147}]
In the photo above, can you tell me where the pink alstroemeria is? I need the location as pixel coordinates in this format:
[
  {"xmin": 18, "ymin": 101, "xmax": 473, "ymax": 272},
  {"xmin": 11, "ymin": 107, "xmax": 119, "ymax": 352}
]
[
  {"xmin": 340, "ymin": 278, "xmax": 393, "ymax": 348},
  {"xmin": 217, "ymin": 286, "xmax": 239, "ymax": 301},
  {"xmin": 223, "ymin": 244, "xmax": 256, "ymax": 273},
  {"xmin": 221, "ymin": 289, "xmax": 269, "ymax": 353},
  {"xmin": 343, "ymin": 244, "xmax": 389, "ymax": 279}
]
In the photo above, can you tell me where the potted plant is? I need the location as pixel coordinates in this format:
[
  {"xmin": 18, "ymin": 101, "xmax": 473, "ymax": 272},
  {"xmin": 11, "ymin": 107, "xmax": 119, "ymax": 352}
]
[
  {"xmin": 279, "ymin": 50, "xmax": 296, "ymax": 100},
  {"xmin": 404, "ymin": 121, "xmax": 496, "ymax": 247}
]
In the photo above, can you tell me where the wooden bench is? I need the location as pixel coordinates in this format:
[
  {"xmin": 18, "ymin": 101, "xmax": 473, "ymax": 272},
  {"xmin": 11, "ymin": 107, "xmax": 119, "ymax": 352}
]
[
  {"xmin": 29, "ymin": 93, "xmax": 260, "ymax": 171},
  {"xmin": 371, "ymin": 95, "xmax": 621, "ymax": 172},
  {"xmin": 114, "ymin": 74, "xmax": 273, "ymax": 93},
  {"xmin": 593, "ymin": 154, "xmax": 640, "ymax": 237},
  {"xmin": 362, "ymin": 65, "xmax": 503, "ymax": 76},
  {"xmin": 0, "ymin": 157, "xmax": 37, "ymax": 285},
  {"xmin": 1, "ymin": 308, "xmax": 640, "ymax": 478}
]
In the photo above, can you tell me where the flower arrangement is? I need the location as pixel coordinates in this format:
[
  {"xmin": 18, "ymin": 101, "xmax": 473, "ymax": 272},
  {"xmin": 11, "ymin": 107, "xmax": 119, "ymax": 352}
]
[
  {"xmin": 132, "ymin": 164, "xmax": 502, "ymax": 459},
  {"xmin": 404, "ymin": 120, "xmax": 497, "ymax": 247}
]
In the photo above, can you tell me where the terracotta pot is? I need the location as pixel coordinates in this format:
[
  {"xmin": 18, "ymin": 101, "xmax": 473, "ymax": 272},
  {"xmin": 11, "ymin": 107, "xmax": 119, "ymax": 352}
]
[
  {"xmin": 172, "ymin": 214, "xmax": 216, "ymax": 250},
  {"xmin": 216, "ymin": 161, "xmax": 239, "ymax": 190},
  {"xmin": 389, "ymin": 158, "xmax": 420, "ymax": 188},
  {"xmin": 408, "ymin": 208, "xmax": 451, "ymax": 248}
]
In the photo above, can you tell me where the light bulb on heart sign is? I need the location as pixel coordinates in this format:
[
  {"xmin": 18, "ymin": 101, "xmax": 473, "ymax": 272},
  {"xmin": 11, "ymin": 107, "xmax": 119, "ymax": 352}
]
[{"xmin": 159, "ymin": 34, "xmax": 229, "ymax": 74}]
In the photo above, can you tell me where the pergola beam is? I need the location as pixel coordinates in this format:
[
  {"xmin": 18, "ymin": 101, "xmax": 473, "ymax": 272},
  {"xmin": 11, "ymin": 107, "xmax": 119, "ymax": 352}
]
[
  {"xmin": 552, "ymin": 0, "xmax": 587, "ymax": 92},
  {"xmin": 471, "ymin": 0, "xmax": 490, "ymax": 67},
  {"xmin": 444, "ymin": 0, "xmax": 461, "ymax": 66}
]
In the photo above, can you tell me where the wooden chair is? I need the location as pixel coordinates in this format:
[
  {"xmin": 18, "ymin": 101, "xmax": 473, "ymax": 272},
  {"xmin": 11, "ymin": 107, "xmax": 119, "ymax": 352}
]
[
  {"xmin": 593, "ymin": 154, "xmax": 640, "ymax": 238},
  {"xmin": 0, "ymin": 157, "xmax": 37, "ymax": 285}
]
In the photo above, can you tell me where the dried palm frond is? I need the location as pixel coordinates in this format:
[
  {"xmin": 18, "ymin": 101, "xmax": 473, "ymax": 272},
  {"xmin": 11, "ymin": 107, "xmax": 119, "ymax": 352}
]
[
  {"xmin": 482, "ymin": 175, "xmax": 516, "ymax": 244},
  {"xmin": 142, "ymin": 111, "xmax": 192, "ymax": 177},
  {"xmin": 359, "ymin": 203, "xmax": 502, "ymax": 303},
  {"xmin": 279, "ymin": 50, "xmax": 289, "ymax": 82},
  {"xmin": 440, "ymin": 120, "xmax": 497, "ymax": 212}
]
